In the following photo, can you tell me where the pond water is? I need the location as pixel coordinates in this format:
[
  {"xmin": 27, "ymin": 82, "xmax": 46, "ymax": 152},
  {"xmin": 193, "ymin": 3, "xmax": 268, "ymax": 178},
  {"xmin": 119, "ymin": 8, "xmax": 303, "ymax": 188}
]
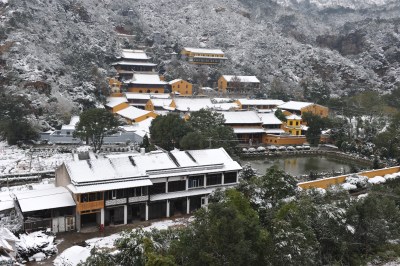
[{"xmin": 241, "ymin": 155, "xmax": 368, "ymax": 177}]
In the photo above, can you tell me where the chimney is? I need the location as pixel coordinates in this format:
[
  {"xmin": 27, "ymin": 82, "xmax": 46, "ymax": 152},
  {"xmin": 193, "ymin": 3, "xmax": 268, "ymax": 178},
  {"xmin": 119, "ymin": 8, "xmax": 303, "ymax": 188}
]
[{"xmin": 140, "ymin": 147, "xmax": 145, "ymax": 155}]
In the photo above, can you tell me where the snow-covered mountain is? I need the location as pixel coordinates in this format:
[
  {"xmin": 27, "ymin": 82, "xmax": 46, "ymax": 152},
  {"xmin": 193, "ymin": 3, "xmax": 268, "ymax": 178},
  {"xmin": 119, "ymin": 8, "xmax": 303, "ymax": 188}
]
[
  {"xmin": 274, "ymin": 0, "xmax": 397, "ymax": 9},
  {"xmin": 1, "ymin": 0, "xmax": 400, "ymax": 129}
]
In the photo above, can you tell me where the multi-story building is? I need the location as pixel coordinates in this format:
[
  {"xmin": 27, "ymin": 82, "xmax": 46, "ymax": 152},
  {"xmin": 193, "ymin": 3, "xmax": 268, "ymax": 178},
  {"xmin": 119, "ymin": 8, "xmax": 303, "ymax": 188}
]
[
  {"xmin": 124, "ymin": 73, "xmax": 167, "ymax": 94},
  {"xmin": 112, "ymin": 49, "xmax": 157, "ymax": 79},
  {"xmin": 277, "ymin": 101, "xmax": 329, "ymax": 117},
  {"xmin": 218, "ymin": 75, "xmax": 260, "ymax": 94},
  {"xmin": 168, "ymin": 79, "xmax": 193, "ymax": 96},
  {"xmin": 181, "ymin": 47, "xmax": 227, "ymax": 65},
  {"xmin": 55, "ymin": 148, "xmax": 242, "ymax": 230}
]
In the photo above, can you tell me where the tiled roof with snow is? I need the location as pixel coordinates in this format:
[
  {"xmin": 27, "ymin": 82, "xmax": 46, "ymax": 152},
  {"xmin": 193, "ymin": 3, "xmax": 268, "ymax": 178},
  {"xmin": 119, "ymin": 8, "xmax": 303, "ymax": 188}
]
[
  {"xmin": 238, "ymin": 99, "xmax": 284, "ymax": 106},
  {"xmin": 233, "ymin": 128, "xmax": 265, "ymax": 134},
  {"xmin": 125, "ymin": 93, "xmax": 171, "ymax": 100},
  {"xmin": 150, "ymin": 99, "xmax": 175, "ymax": 110},
  {"xmin": 222, "ymin": 75, "xmax": 260, "ymax": 83},
  {"xmin": 183, "ymin": 47, "xmax": 224, "ymax": 55},
  {"xmin": 69, "ymin": 116, "xmax": 80, "ymax": 126},
  {"xmin": 120, "ymin": 117, "xmax": 154, "ymax": 135},
  {"xmin": 219, "ymin": 111, "xmax": 262, "ymax": 124},
  {"xmin": 286, "ymin": 114, "xmax": 302, "ymax": 120},
  {"xmin": 119, "ymin": 49, "xmax": 149, "ymax": 60},
  {"xmin": 258, "ymin": 113, "xmax": 283, "ymax": 125},
  {"xmin": 125, "ymin": 74, "xmax": 167, "ymax": 85},
  {"xmin": 168, "ymin": 79, "xmax": 183, "ymax": 84},
  {"xmin": 112, "ymin": 61, "xmax": 156, "ymax": 66},
  {"xmin": 174, "ymin": 98, "xmax": 214, "ymax": 112},
  {"xmin": 116, "ymin": 106, "xmax": 154, "ymax": 120},
  {"xmin": 15, "ymin": 187, "xmax": 76, "ymax": 213},
  {"xmin": 105, "ymin": 97, "xmax": 128, "ymax": 108},
  {"xmin": 63, "ymin": 148, "xmax": 241, "ymax": 190},
  {"xmin": 278, "ymin": 101, "xmax": 313, "ymax": 111},
  {"xmin": 212, "ymin": 102, "xmax": 239, "ymax": 111}
]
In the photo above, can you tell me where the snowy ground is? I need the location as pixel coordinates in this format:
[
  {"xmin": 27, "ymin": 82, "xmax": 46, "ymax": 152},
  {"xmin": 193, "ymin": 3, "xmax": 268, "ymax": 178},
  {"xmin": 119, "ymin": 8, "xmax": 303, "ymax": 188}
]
[
  {"xmin": 0, "ymin": 142, "xmax": 73, "ymax": 175},
  {"xmin": 53, "ymin": 217, "xmax": 193, "ymax": 266}
]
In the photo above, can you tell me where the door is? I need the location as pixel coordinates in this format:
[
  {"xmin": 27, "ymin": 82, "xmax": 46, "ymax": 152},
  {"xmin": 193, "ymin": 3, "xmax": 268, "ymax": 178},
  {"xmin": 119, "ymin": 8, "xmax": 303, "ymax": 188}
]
[
  {"xmin": 52, "ymin": 218, "xmax": 59, "ymax": 233},
  {"xmin": 66, "ymin": 216, "xmax": 75, "ymax": 231},
  {"xmin": 58, "ymin": 217, "xmax": 66, "ymax": 232}
]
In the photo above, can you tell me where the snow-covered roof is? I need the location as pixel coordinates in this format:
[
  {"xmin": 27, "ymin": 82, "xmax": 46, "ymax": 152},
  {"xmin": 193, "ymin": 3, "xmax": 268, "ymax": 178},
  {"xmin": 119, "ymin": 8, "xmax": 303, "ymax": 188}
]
[
  {"xmin": 183, "ymin": 47, "xmax": 224, "ymax": 55},
  {"xmin": 212, "ymin": 102, "xmax": 239, "ymax": 111},
  {"xmin": 119, "ymin": 49, "xmax": 149, "ymax": 60},
  {"xmin": 150, "ymin": 99, "xmax": 175, "ymax": 110},
  {"xmin": 233, "ymin": 128, "xmax": 265, "ymax": 134},
  {"xmin": 15, "ymin": 187, "xmax": 75, "ymax": 213},
  {"xmin": 219, "ymin": 111, "xmax": 262, "ymax": 124},
  {"xmin": 286, "ymin": 114, "xmax": 302, "ymax": 120},
  {"xmin": 222, "ymin": 75, "xmax": 260, "ymax": 83},
  {"xmin": 174, "ymin": 98, "xmax": 214, "ymax": 112},
  {"xmin": 125, "ymin": 93, "xmax": 171, "ymax": 100},
  {"xmin": 105, "ymin": 97, "xmax": 128, "ymax": 108},
  {"xmin": 0, "ymin": 191, "xmax": 14, "ymax": 212},
  {"xmin": 258, "ymin": 113, "xmax": 283, "ymax": 125},
  {"xmin": 168, "ymin": 79, "xmax": 183, "ymax": 84},
  {"xmin": 151, "ymin": 185, "xmax": 234, "ymax": 201},
  {"xmin": 63, "ymin": 148, "xmax": 241, "ymax": 192},
  {"xmin": 116, "ymin": 106, "xmax": 154, "ymax": 121},
  {"xmin": 120, "ymin": 117, "xmax": 154, "ymax": 136},
  {"xmin": 278, "ymin": 101, "xmax": 313, "ymax": 111},
  {"xmin": 213, "ymin": 98, "xmax": 233, "ymax": 103},
  {"xmin": 112, "ymin": 61, "xmax": 156, "ymax": 66},
  {"xmin": 237, "ymin": 99, "xmax": 284, "ymax": 106},
  {"xmin": 125, "ymin": 74, "xmax": 167, "ymax": 85},
  {"xmin": 265, "ymin": 129, "xmax": 286, "ymax": 134}
]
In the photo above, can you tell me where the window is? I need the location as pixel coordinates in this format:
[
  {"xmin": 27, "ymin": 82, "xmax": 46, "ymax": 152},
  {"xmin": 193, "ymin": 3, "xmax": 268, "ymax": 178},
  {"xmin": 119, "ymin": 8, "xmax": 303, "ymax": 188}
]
[
  {"xmin": 147, "ymin": 90, "xmax": 151, "ymax": 93},
  {"xmin": 139, "ymin": 90, "xmax": 143, "ymax": 93},
  {"xmin": 178, "ymin": 85, "xmax": 180, "ymax": 89},
  {"xmin": 186, "ymin": 85, "xmax": 188, "ymax": 88},
  {"xmin": 111, "ymin": 190, "xmax": 117, "ymax": 199},
  {"xmin": 206, "ymin": 174, "xmax": 222, "ymax": 186},
  {"xmin": 155, "ymin": 90, "xmax": 158, "ymax": 93},
  {"xmin": 168, "ymin": 180, "xmax": 186, "ymax": 192},
  {"xmin": 289, "ymin": 121, "xmax": 293, "ymax": 126},
  {"xmin": 224, "ymin": 172, "xmax": 237, "ymax": 184},
  {"xmin": 189, "ymin": 175, "xmax": 204, "ymax": 188},
  {"xmin": 149, "ymin": 182, "xmax": 166, "ymax": 195}
]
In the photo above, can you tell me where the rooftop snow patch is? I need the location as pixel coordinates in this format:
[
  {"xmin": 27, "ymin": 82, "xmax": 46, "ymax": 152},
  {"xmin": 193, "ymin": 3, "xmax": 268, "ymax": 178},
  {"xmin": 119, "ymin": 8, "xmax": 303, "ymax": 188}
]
[
  {"xmin": 219, "ymin": 111, "xmax": 262, "ymax": 124},
  {"xmin": 105, "ymin": 97, "xmax": 128, "ymax": 108},
  {"xmin": 286, "ymin": 114, "xmax": 302, "ymax": 120},
  {"xmin": 258, "ymin": 112, "xmax": 283, "ymax": 125},
  {"xmin": 237, "ymin": 98, "xmax": 284, "ymax": 106},
  {"xmin": 174, "ymin": 98, "xmax": 214, "ymax": 112},
  {"xmin": 119, "ymin": 49, "xmax": 149, "ymax": 60},
  {"xmin": 116, "ymin": 106, "xmax": 154, "ymax": 121},
  {"xmin": 183, "ymin": 47, "xmax": 224, "ymax": 55},
  {"xmin": 15, "ymin": 187, "xmax": 75, "ymax": 213},
  {"xmin": 278, "ymin": 101, "xmax": 314, "ymax": 111},
  {"xmin": 125, "ymin": 74, "xmax": 167, "ymax": 85},
  {"xmin": 222, "ymin": 75, "xmax": 260, "ymax": 83}
]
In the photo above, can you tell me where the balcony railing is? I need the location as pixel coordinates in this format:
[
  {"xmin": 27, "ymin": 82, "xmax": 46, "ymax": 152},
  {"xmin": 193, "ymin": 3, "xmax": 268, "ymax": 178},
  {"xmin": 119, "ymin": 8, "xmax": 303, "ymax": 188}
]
[
  {"xmin": 105, "ymin": 198, "xmax": 127, "ymax": 207},
  {"xmin": 128, "ymin": 195, "xmax": 148, "ymax": 203},
  {"xmin": 76, "ymin": 200, "xmax": 104, "ymax": 213}
]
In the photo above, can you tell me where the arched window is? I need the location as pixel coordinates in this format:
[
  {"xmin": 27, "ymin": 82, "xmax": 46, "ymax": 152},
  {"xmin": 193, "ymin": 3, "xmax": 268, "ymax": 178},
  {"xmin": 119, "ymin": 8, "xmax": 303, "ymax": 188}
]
[
  {"xmin": 155, "ymin": 90, "xmax": 158, "ymax": 93},
  {"xmin": 139, "ymin": 90, "xmax": 143, "ymax": 93},
  {"xmin": 147, "ymin": 90, "xmax": 151, "ymax": 93}
]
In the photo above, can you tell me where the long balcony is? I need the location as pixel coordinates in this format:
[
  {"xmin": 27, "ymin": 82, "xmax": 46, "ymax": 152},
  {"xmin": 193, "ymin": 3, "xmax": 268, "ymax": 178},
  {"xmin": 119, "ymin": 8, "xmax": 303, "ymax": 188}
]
[{"xmin": 76, "ymin": 200, "xmax": 104, "ymax": 213}]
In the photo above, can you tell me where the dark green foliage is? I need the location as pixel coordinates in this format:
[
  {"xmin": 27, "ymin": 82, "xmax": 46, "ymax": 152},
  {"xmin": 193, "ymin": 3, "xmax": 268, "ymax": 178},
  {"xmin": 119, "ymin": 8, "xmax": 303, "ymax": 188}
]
[
  {"xmin": 0, "ymin": 94, "xmax": 38, "ymax": 145},
  {"xmin": 170, "ymin": 190, "xmax": 270, "ymax": 266},
  {"xmin": 74, "ymin": 108, "xmax": 119, "ymax": 152},
  {"xmin": 302, "ymin": 112, "xmax": 330, "ymax": 146},
  {"xmin": 274, "ymin": 109, "xmax": 286, "ymax": 122},
  {"xmin": 149, "ymin": 113, "xmax": 190, "ymax": 150}
]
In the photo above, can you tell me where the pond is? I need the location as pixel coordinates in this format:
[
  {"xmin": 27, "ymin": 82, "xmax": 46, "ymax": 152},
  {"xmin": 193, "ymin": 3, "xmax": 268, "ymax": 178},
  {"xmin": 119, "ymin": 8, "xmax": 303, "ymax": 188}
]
[{"xmin": 241, "ymin": 155, "xmax": 369, "ymax": 178}]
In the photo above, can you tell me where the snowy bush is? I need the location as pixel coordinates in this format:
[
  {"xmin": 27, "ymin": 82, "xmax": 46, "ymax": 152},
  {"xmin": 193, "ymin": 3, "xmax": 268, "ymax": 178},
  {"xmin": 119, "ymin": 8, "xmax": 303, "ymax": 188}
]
[
  {"xmin": 16, "ymin": 231, "xmax": 57, "ymax": 263},
  {"xmin": 345, "ymin": 174, "xmax": 369, "ymax": 189}
]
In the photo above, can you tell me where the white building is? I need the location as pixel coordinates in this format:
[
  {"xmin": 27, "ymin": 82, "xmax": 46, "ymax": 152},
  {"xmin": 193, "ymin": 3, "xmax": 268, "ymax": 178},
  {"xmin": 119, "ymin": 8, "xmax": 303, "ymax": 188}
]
[{"xmin": 55, "ymin": 148, "xmax": 242, "ymax": 230}]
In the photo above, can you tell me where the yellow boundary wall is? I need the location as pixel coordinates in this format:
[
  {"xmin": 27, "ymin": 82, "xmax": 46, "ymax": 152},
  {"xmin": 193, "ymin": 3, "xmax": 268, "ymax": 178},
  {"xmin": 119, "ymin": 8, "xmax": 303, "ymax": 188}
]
[{"xmin": 298, "ymin": 166, "xmax": 400, "ymax": 189}]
